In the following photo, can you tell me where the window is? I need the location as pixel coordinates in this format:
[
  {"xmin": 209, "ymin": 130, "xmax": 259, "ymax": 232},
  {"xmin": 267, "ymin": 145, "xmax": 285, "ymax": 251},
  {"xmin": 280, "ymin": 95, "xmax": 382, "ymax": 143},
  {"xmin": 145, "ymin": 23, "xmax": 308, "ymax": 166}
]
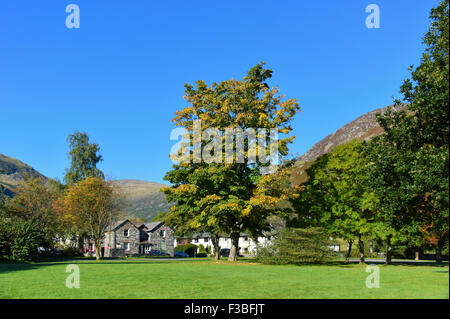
[
  {"xmin": 160, "ymin": 230, "xmax": 166, "ymax": 238},
  {"xmin": 124, "ymin": 243, "xmax": 130, "ymax": 251},
  {"xmin": 124, "ymin": 229, "xmax": 129, "ymax": 237}
]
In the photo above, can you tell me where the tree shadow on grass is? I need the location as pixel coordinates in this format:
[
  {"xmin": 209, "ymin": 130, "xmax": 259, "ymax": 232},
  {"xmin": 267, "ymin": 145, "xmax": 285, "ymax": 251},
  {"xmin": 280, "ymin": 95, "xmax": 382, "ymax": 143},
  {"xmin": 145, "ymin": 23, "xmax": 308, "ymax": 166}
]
[
  {"xmin": 365, "ymin": 261, "xmax": 448, "ymax": 268},
  {"xmin": 237, "ymin": 258, "xmax": 356, "ymax": 268},
  {"xmin": 2, "ymin": 257, "xmax": 446, "ymax": 276},
  {"xmin": 0, "ymin": 259, "xmax": 181, "ymax": 276},
  {"xmin": 241, "ymin": 258, "xmax": 449, "ymax": 269}
]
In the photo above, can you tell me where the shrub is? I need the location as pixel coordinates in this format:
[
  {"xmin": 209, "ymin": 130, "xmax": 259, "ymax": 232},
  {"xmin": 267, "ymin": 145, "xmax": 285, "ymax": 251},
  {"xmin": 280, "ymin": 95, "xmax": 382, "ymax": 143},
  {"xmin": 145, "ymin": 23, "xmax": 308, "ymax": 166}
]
[
  {"xmin": 0, "ymin": 219, "xmax": 45, "ymax": 262},
  {"xmin": 254, "ymin": 227, "xmax": 336, "ymax": 265},
  {"xmin": 62, "ymin": 246, "xmax": 82, "ymax": 257},
  {"xmin": 174, "ymin": 244, "xmax": 198, "ymax": 257},
  {"xmin": 198, "ymin": 244, "xmax": 207, "ymax": 254},
  {"xmin": 0, "ymin": 219, "xmax": 12, "ymax": 261},
  {"xmin": 10, "ymin": 221, "xmax": 45, "ymax": 262}
]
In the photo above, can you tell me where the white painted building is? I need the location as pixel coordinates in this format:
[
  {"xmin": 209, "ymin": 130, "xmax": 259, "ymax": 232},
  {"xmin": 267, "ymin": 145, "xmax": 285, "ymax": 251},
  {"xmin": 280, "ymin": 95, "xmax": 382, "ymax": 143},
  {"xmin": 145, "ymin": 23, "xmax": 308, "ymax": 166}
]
[
  {"xmin": 174, "ymin": 233, "xmax": 271, "ymax": 256},
  {"xmin": 174, "ymin": 233, "xmax": 341, "ymax": 256}
]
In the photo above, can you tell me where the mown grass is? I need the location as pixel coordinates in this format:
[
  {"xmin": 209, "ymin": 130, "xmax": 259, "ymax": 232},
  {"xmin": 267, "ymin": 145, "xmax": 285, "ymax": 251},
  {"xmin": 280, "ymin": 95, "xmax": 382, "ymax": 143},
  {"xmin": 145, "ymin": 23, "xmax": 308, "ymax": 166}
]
[{"xmin": 0, "ymin": 258, "xmax": 448, "ymax": 299}]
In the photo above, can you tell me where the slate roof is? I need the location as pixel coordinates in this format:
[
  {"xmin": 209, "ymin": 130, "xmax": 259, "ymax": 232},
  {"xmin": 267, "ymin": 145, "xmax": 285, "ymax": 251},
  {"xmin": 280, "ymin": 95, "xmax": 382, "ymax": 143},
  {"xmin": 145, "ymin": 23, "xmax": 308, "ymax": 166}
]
[
  {"xmin": 107, "ymin": 220, "xmax": 164, "ymax": 233},
  {"xmin": 107, "ymin": 219, "xmax": 139, "ymax": 231},
  {"xmin": 138, "ymin": 221, "xmax": 164, "ymax": 232}
]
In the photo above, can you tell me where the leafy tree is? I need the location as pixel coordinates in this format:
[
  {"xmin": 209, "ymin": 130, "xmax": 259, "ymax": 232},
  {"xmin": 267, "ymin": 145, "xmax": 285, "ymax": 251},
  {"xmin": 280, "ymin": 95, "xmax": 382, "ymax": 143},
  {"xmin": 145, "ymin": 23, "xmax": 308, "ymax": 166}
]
[
  {"xmin": 48, "ymin": 178, "xmax": 67, "ymax": 195},
  {"xmin": 60, "ymin": 177, "xmax": 123, "ymax": 260},
  {"xmin": 163, "ymin": 165, "xmax": 237, "ymax": 260},
  {"xmin": 363, "ymin": 138, "xmax": 429, "ymax": 264},
  {"xmin": 4, "ymin": 176, "xmax": 59, "ymax": 246},
  {"xmin": 64, "ymin": 131, "xmax": 104, "ymax": 186},
  {"xmin": 292, "ymin": 140, "xmax": 378, "ymax": 264},
  {"xmin": 163, "ymin": 63, "xmax": 300, "ymax": 261},
  {"xmin": 364, "ymin": 0, "xmax": 449, "ymax": 262},
  {"xmin": 62, "ymin": 131, "xmax": 105, "ymax": 251},
  {"xmin": 411, "ymin": 145, "xmax": 449, "ymax": 260},
  {"xmin": 151, "ymin": 211, "xmax": 168, "ymax": 222}
]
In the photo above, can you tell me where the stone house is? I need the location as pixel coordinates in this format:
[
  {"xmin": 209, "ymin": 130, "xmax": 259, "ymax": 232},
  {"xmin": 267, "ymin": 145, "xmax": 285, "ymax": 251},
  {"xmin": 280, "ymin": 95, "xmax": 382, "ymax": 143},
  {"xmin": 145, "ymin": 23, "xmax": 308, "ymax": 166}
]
[
  {"xmin": 84, "ymin": 219, "xmax": 174, "ymax": 257},
  {"xmin": 137, "ymin": 222, "xmax": 174, "ymax": 255}
]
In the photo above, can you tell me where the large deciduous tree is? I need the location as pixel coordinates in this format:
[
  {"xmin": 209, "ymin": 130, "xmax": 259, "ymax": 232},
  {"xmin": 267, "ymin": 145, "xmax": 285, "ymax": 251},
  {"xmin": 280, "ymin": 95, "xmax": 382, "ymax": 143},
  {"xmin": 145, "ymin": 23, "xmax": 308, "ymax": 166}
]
[
  {"xmin": 364, "ymin": 0, "xmax": 449, "ymax": 262},
  {"xmin": 61, "ymin": 177, "xmax": 123, "ymax": 260},
  {"xmin": 163, "ymin": 63, "xmax": 300, "ymax": 261},
  {"xmin": 4, "ymin": 176, "xmax": 59, "ymax": 246},
  {"xmin": 292, "ymin": 140, "xmax": 378, "ymax": 264}
]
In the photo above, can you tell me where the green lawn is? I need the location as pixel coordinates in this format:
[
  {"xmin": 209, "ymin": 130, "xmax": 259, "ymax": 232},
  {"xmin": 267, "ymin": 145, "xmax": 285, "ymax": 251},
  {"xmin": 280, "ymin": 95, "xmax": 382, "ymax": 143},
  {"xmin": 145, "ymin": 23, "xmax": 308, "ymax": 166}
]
[{"xmin": 0, "ymin": 258, "xmax": 448, "ymax": 299}]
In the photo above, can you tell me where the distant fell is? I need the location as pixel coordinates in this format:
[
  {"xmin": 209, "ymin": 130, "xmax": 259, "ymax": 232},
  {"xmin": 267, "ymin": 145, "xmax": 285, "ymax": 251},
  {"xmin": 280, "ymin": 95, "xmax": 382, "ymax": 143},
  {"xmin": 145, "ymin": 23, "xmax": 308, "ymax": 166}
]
[
  {"xmin": 291, "ymin": 104, "xmax": 404, "ymax": 185},
  {"xmin": 113, "ymin": 179, "xmax": 173, "ymax": 221},
  {"xmin": 0, "ymin": 153, "xmax": 48, "ymax": 199}
]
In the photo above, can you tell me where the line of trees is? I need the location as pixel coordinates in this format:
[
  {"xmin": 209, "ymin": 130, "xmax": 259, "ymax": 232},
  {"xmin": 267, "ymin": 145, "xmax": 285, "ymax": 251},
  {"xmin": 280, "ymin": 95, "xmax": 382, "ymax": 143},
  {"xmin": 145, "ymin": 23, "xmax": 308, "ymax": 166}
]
[
  {"xmin": 162, "ymin": 0, "xmax": 448, "ymax": 264},
  {"xmin": 291, "ymin": 0, "xmax": 448, "ymax": 264},
  {"xmin": 0, "ymin": 131, "xmax": 123, "ymax": 261}
]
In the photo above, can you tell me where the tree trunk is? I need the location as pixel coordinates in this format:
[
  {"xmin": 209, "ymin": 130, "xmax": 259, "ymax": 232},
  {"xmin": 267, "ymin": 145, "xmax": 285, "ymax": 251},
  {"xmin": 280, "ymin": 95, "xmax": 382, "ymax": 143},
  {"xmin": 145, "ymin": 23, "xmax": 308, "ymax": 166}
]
[
  {"xmin": 345, "ymin": 241, "xmax": 353, "ymax": 261},
  {"xmin": 436, "ymin": 238, "xmax": 443, "ymax": 263},
  {"xmin": 358, "ymin": 235, "xmax": 365, "ymax": 264},
  {"xmin": 228, "ymin": 233, "xmax": 240, "ymax": 262},
  {"xmin": 415, "ymin": 250, "xmax": 420, "ymax": 261},
  {"xmin": 385, "ymin": 235, "xmax": 392, "ymax": 265},
  {"xmin": 212, "ymin": 235, "xmax": 220, "ymax": 261},
  {"xmin": 95, "ymin": 242, "xmax": 102, "ymax": 261},
  {"xmin": 78, "ymin": 235, "xmax": 84, "ymax": 255}
]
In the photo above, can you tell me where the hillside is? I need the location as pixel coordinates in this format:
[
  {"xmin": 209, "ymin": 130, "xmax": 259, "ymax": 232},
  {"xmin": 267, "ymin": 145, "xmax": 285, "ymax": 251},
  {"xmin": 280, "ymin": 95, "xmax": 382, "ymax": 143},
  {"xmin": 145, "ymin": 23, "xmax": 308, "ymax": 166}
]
[
  {"xmin": 290, "ymin": 104, "xmax": 403, "ymax": 185},
  {"xmin": 113, "ymin": 179, "xmax": 173, "ymax": 221},
  {"xmin": 0, "ymin": 153, "xmax": 48, "ymax": 199},
  {"xmin": 0, "ymin": 154, "xmax": 171, "ymax": 221}
]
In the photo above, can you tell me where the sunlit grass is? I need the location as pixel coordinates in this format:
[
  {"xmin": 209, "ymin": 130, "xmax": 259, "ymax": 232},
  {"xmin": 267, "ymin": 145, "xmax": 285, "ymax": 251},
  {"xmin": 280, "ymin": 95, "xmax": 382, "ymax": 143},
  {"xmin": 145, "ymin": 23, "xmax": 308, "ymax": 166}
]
[{"xmin": 0, "ymin": 258, "xmax": 447, "ymax": 299}]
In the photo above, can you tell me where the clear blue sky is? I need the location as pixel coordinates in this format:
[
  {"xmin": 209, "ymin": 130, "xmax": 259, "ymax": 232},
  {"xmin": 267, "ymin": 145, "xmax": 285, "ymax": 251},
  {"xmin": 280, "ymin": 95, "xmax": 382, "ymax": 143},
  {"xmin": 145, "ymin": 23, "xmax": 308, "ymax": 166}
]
[{"xmin": 0, "ymin": 1, "xmax": 437, "ymax": 184}]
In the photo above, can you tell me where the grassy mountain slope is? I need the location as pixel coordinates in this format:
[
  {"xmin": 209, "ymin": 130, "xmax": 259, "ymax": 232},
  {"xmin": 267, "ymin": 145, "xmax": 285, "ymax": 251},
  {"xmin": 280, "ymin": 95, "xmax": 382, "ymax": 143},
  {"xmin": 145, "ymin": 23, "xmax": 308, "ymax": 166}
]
[
  {"xmin": 0, "ymin": 154, "xmax": 171, "ymax": 221},
  {"xmin": 290, "ymin": 104, "xmax": 403, "ymax": 185},
  {"xmin": 113, "ymin": 179, "xmax": 173, "ymax": 221},
  {"xmin": 0, "ymin": 153, "xmax": 48, "ymax": 199}
]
